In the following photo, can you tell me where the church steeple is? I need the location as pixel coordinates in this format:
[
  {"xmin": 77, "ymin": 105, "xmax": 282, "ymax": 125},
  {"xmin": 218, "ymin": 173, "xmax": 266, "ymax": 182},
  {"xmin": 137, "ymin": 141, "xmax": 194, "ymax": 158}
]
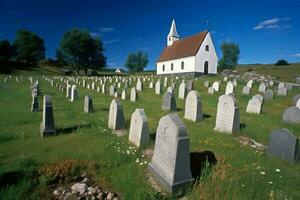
[{"xmin": 167, "ymin": 19, "xmax": 179, "ymax": 46}]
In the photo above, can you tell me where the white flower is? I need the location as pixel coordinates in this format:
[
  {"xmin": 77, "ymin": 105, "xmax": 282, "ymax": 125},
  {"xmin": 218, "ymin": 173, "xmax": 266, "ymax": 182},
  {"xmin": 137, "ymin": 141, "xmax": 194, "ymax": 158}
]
[
  {"xmin": 275, "ymin": 169, "xmax": 280, "ymax": 172},
  {"xmin": 260, "ymin": 171, "xmax": 266, "ymax": 176},
  {"xmin": 135, "ymin": 158, "xmax": 139, "ymax": 163},
  {"xmin": 269, "ymin": 181, "xmax": 273, "ymax": 184},
  {"xmin": 140, "ymin": 162, "xmax": 143, "ymax": 166},
  {"xmin": 241, "ymin": 184, "xmax": 245, "ymax": 187}
]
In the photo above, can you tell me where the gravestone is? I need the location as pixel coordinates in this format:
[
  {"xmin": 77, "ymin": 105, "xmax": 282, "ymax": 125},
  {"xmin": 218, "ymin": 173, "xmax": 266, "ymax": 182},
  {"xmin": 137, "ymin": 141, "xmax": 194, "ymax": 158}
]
[
  {"xmin": 121, "ymin": 89, "xmax": 127, "ymax": 100},
  {"xmin": 297, "ymin": 99, "xmax": 300, "ymax": 109},
  {"xmin": 215, "ymin": 94, "xmax": 240, "ymax": 133},
  {"xmin": 70, "ymin": 85, "xmax": 78, "ymax": 102},
  {"xmin": 161, "ymin": 92, "xmax": 177, "ymax": 111},
  {"xmin": 128, "ymin": 109, "xmax": 150, "ymax": 147},
  {"xmin": 263, "ymin": 89, "xmax": 273, "ymax": 100},
  {"xmin": 40, "ymin": 95, "xmax": 56, "ymax": 138},
  {"xmin": 242, "ymin": 86, "xmax": 251, "ymax": 95},
  {"xmin": 130, "ymin": 87, "xmax": 138, "ymax": 102},
  {"xmin": 184, "ymin": 90, "xmax": 203, "ymax": 122},
  {"xmin": 136, "ymin": 79, "xmax": 143, "ymax": 91},
  {"xmin": 232, "ymin": 79, "xmax": 237, "ymax": 87},
  {"xmin": 277, "ymin": 87, "xmax": 287, "ymax": 96},
  {"xmin": 66, "ymin": 84, "xmax": 72, "ymax": 98},
  {"xmin": 246, "ymin": 96, "xmax": 263, "ymax": 114},
  {"xmin": 267, "ymin": 129, "xmax": 299, "ymax": 162},
  {"xmin": 108, "ymin": 99, "xmax": 125, "ymax": 130},
  {"xmin": 109, "ymin": 85, "xmax": 116, "ymax": 96},
  {"xmin": 101, "ymin": 84, "xmax": 106, "ymax": 94},
  {"xmin": 114, "ymin": 91, "xmax": 119, "ymax": 98},
  {"xmin": 155, "ymin": 81, "xmax": 162, "ymax": 94},
  {"xmin": 148, "ymin": 113, "xmax": 193, "ymax": 193},
  {"xmin": 84, "ymin": 95, "xmax": 93, "ymax": 113},
  {"xmin": 282, "ymin": 106, "xmax": 300, "ymax": 124},
  {"xmin": 286, "ymin": 83, "xmax": 293, "ymax": 91},
  {"xmin": 225, "ymin": 81, "xmax": 234, "ymax": 95},
  {"xmin": 187, "ymin": 80, "xmax": 193, "ymax": 91},
  {"xmin": 292, "ymin": 94, "xmax": 300, "ymax": 105},
  {"xmin": 212, "ymin": 81, "xmax": 219, "ymax": 92},
  {"xmin": 247, "ymin": 80, "xmax": 253, "ymax": 88},
  {"xmin": 204, "ymin": 81, "xmax": 210, "ymax": 88},
  {"xmin": 258, "ymin": 83, "xmax": 266, "ymax": 93},
  {"xmin": 149, "ymin": 81, "xmax": 154, "ymax": 88},
  {"xmin": 178, "ymin": 83, "xmax": 187, "ymax": 99},
  {"xmin": 208, "ymin": 87, "xmax": 214, "ymax": 95},
  {"xmin": 167, "ymin": 86, "xmax": 173, "ymax": 94},
  {"xmin": 31, "ymin": 95, "xmax": 39, "ymax": 112}
]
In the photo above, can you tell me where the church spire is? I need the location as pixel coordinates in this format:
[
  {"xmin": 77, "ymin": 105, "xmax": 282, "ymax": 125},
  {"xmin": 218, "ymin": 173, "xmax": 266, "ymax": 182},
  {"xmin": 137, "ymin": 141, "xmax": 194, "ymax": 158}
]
[{"xmin": 167, "ymin": 19, "xmax": 179, "ymax": 46}]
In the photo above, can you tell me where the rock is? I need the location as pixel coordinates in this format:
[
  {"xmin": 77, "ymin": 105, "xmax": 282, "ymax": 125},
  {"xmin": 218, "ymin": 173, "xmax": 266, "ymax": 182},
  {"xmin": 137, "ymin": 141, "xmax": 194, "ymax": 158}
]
[{"xmin": 71, "ymin": 183, "xmax": 88, "ymax": 195}]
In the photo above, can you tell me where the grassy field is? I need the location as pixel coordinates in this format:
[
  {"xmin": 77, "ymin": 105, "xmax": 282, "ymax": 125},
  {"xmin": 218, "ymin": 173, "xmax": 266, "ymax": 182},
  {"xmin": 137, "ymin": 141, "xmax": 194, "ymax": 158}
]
[{"xmin": 0, "ymin": 64, "xmax": 300, "ymax": 200}]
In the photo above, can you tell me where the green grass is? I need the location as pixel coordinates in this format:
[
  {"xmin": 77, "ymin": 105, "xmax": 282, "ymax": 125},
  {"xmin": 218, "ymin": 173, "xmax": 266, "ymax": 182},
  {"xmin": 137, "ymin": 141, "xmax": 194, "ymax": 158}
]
[{"xmin": 0, "ymin": 65, "xmax": 300, "ymax": 199}]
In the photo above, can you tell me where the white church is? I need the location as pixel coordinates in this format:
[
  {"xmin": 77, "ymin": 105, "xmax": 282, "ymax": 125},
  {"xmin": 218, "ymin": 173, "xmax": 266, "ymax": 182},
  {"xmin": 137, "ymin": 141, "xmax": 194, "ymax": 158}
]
[{"xmin": 156, "ymin": 19, "xmax": 218, "ymax": 77}]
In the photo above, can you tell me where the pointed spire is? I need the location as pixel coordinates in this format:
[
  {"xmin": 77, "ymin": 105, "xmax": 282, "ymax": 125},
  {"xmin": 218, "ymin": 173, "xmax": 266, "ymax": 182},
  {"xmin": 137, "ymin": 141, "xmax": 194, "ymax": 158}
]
[{"xmin": 169, "ymin": 19, "xmax": 179, "ymax": 38}]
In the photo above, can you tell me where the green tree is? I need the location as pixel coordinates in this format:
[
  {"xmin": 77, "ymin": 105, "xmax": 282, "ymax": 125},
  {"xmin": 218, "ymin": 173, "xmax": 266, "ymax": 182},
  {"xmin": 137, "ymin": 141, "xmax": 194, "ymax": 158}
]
[
  {"xmin": 0, "ymin": 40, "xmax": 16, "ymax": 61},
  {"xmin": 218, "ymin": 42, "xmax": 240, "ymax": 69},
  {"xmin": 275, "ymin": 59, "xmax": 289, "ymax": 66},
  {"xmin": 125, "ymin": 51, "xmax": 148, "ymax": 72},
  {"xmin": 14, "ymin": 30, "xmax": 45, "ymax": 64},
  {"xmin": 56, "ymin": 29, "xmax": 106, "ymax": 75}
]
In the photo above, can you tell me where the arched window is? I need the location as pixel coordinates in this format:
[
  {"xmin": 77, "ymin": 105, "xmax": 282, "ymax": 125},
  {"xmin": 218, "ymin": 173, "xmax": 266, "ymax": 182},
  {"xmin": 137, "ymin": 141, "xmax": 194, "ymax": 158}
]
[
  {"xmin": 171, "ymin": 63, "xmax": 174, "ymax": 71},
  {"xmin": 205, "ymin": 45, "xmax": 209, "ymax": 51},
  {"xmin": 162, "ymin": 64, "xmax": 165, "ymax": 71},
  {"xmin": 181, "ymin": 61, "xmax": 184, "ymax": 70}
]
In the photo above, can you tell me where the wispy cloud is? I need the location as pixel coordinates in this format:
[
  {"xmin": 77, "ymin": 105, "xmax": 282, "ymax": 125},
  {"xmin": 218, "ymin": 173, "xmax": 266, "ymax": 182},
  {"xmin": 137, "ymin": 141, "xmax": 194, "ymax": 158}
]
[
  {"xmin": 253, "ymin": 17, "xmax": 291, "ymax": 30},
  {"xmin": 291, "ymin": 53, "xmax": 300, "ymax": 58},
  {"xmin": 99, "ymin": 27, "xmax": 115, "ymax": 33},
  {"xmin": 90, "ymin": 32, "xmax": 101, "ymax": 38},
  {"xmin": 103, "ymin": 38, "xmax": 120, "ymax": 44}
]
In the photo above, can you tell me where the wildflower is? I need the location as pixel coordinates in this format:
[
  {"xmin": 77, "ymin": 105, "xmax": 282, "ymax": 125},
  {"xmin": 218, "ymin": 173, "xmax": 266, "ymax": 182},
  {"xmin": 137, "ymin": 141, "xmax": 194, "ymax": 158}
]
[
  {"xmin": 241, "ymin": 184, "xmax": 245, "ymax": 187},
  {"xmin": 135, "ymin": 158, "xmax": 139, "ymax": 163},
  {"xmin": 275, "ymin": 169, "xmax": 280, "ymax": 172},
  {"xmin": 269, "ymin": 181, "xmax": 273, "ymax": 184},
  {"xmin": 260, "ymin": 171, "xmax": 266, "ymax": 176}
]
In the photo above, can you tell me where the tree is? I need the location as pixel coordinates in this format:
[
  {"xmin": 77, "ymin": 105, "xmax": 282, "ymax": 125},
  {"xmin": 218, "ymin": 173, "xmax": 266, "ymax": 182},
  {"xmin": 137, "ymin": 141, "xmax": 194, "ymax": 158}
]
[
  {"xmin": 218, "ymin": 42, "xmax": 240, "ymax": 69},
  {"xmin": 56, "ymin": 29, "xmax": 106, "ymax": 75},
  {"xmin": 0, "ymin": 40, "xmax": 16, "ymax": 61},
  {"xmin": 125, "ymin": 51, "xmax": 148, "ymax": 72},
  {"xmin": 275, "ymin": 59, "xmax": 289, "ymax": 66},
  {"xmin": 14, "ymin": 30, "xmax": 45, "ymax": 64}
]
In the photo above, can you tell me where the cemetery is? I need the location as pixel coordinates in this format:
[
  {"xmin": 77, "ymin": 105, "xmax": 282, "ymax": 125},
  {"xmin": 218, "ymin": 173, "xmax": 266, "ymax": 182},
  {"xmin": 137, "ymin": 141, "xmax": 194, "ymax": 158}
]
[{"xmin": 0, "ymin": 65, "xmax": 300, "ymax": 199}]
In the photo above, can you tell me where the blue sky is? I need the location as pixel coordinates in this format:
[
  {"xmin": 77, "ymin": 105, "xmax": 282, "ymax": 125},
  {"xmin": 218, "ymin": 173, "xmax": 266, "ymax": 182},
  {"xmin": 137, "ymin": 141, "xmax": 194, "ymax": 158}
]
[{"xmin": 1, "ymin": 0, "xmax": 300, "ymax": 70}]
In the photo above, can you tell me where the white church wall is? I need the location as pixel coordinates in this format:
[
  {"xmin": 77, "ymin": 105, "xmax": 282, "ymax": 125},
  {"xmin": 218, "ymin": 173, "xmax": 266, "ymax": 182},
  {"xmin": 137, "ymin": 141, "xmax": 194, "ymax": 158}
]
[
  {"xmin": 156, "ymin": 56, "xmax": 195, "ymax": 75},
  {"xmin": 195, "ymin": 32, "xmax": 218, "ymax": 74}
]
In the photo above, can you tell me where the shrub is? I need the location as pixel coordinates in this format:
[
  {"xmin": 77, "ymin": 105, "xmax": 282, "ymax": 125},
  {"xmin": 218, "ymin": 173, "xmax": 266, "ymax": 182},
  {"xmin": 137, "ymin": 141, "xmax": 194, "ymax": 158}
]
[{"xmin": 275, "ymin": 59, "xmax": 289, "ymax": 66}]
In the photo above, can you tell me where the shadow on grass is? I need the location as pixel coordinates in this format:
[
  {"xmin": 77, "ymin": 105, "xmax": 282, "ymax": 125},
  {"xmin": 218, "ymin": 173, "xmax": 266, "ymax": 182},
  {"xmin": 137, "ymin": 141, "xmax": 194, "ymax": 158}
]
[
  {"xmin": 190, "ymin": 151, "xmax": 217, "ymax": 181},
  {"xmin": 203, "ymin": 114, "xmax": 211, "ymax": 119},
  {"xmin": 0, "ymin": 171, "xmax": 24, "ymax": 187},
  {"xmin": 56, "ymin": 124, "xmax": 92, "ymax": 135},
  {"xmin": 150, "ymin": 132, "xmax": 156, "ymax": 142},
  {"xmin": 240, "ymin": 123, "xmax": 246, "ymax": 130}
]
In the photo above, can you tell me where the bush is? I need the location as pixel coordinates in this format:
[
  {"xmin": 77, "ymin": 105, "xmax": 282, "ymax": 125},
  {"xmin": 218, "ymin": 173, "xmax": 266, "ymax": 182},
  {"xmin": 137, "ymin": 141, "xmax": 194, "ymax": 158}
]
[{"xmin": 275, "ymin": 59, "xmax": 289, "ymax": 66}]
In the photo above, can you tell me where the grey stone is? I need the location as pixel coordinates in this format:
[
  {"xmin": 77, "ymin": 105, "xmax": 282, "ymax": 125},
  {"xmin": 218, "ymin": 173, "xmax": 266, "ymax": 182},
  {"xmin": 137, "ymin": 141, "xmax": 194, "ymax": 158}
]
[
  {"xmin": 161, "ymin": 92, "xmax": 177, "ymax": 111},
  {"xmin": 155, "ymin": 81, "xmax": 162, "ymax": 94},
  {"xmin": 204, "ymin": 81, "xmax": 210, "ymax": 87},
  {"xmin": 267, "ymin": 129, "xmax": 299, "ymax": 162},
  {"xmin": 208, "ymin": 87, "xmax": 214, "ymax": 95},
  {"xmin": 102, "ymin": 84, "xmax": 106, "ymax": 94},
  {"xmin": 136, "ymin": 79, "xmax": 143, "ymax": 91},
  {"xmin": 178, "ymin": 83, "xmax": 187, "ymax": 99},
  {"xmin": 130, "ymin": 87, "xmax": 138, "ymax": 102},
  {"xmin": 70, "ymin": 85, "xmax": 78, "ymax": 102},
  {"xmin": 282, "ymin": 106, "xmax": 300, "ymax": 124},
  {"xmin": 246, "ymin": 80, "xmax": 254, "ymax": 88},
  {"xmin": 109, "ymin": 85, "xmax": 116, "ymax": 96},
  {"xmin": 40, "ymin": 95, "xmax": 55, "ymax": 138},
  {"xmin": 148, "ymin": 113, "xmax": 193, "ymax": 193},
  {"xmin": 277, "ymin": 87, "xmax": 287, "ymax": 96},
  {"xmin": 297, "ymin": 99, "xmax": 300, "ymax": 109},
  {"xmin": 286, "ymin": 83, "xmax": 293, "ymax": 91},
  {"xmin": 71, "ymin": 183, "xmax": 87, "ymax": 195},
  {"xmin": 246, "ymin": 96, "xmax": 263, "ymax": 114},
  {"xmin": 108, "ymin": 99, "xmax": 125, "ymax": 130},
  {"xmin": 66, "ymin": 84, "xmax": 71, "ymax": 98},
  {"xmin": 121, "ymin": 89, "xmax": 126, "ymax": 100},
  {"xmin": 187, "ymin": 80, "xmax": 193, "ymax": 91},
  {"xmin": 84, "ymin": 95, "xmax": 93, "ymax": 113},
  {"xmin": 167, "ymin": 86, "xmax": 173, "ymax": 94},
  {"xmin": 292, "ymin": 94, "xmax": 300, "ymax": 105},
  {"xmin": 225, "ymin": 81, "xmax": 234, "ymax": 95},
  {"xmin": 263, "ymin": 89, "xmax": 273, "ymax": 100},
  {"xmin": 184, "ymin": 90, "xmax": 203, "ymax": 122},
  {"xmin": 212, "ymin": 81, "xmax": 219, "ymax": 92},
  {"xmin": 242, "ymin": 86, "xmax": 251, "ymax": 95},
  {"xmin": 258, "ymin": 83, "xmax": 266, "ymax": 93},
  {"xmin": 129, "ymin": 109, "xmax": 150, "ymax": 147},
  {"xmin": 215, "ymin": 94, "xmax": 240, "ymax": 134}
]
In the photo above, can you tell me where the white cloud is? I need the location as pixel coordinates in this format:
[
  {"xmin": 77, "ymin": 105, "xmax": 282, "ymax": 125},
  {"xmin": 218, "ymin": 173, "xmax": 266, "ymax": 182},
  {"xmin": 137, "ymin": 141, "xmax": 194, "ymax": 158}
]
[
  {"xmin": 291, "ymin": 53, "xmax": 300, "ymax": 58},
  {"xmin": 253, "ymin": 17, "xmax": 291, "ymax": 30},
  {"xmin": 99, "ymin": 27, "xmax": 115, "ymax": 33},
  {"xmin": 103, "ymin": 38, "xmax": 120, "ymax": 44},
  {"xmin": 90, "ymin": 32, "xmax": 101, "ymax": 38}
]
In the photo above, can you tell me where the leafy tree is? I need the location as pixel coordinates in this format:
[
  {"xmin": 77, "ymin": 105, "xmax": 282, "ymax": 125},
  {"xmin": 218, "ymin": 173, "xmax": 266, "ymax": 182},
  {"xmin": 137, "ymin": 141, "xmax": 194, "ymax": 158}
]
[
  {"xmin": 125, "ymin": 51, "xmax": 148, "ymax": 72},
  {"xmin": 56, "ymin": 29, "xmax": 106, "ymax": 75},
  {"xmin": 218, "ymin": 42, "xmax": 240, "ymax": 69},
  {"xmin": 275, "ymin": 59, "xmax": 289, "ymax": 66},
  {"xmin": 14, "ymin": 30, "xmax": 45, "ymax": 64},
  {"xmin": 0, "ymin": 40, "xmax": 16, "ymax": 61}
]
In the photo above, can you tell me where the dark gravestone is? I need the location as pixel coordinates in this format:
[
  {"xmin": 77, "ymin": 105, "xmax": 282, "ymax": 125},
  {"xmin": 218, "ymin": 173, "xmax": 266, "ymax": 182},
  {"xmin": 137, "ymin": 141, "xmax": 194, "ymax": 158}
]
[
  {"xmin": 282, "ymin": 106, "xmax": 300, "ymax": 124},
  {"xmin": 161, "ymin": 92, "xmax": 177, "ymax": 111},
  {"xmin": 40, "ymin": 95, "xmax": 56, "ymax": 138},
  {"xmin": 31, "ymin": 95, "xmax": 39, "ymax": 112},
  {"xmin": 267, "ymin": 129, "xmax": 299, "ymax": 162}
]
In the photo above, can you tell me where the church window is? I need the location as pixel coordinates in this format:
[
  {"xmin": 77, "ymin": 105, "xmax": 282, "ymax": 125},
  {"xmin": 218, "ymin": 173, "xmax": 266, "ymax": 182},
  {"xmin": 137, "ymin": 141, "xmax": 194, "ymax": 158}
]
[
  {"xmin": 181, "ymin": 61, "xmax": 184, "ymax": 70},
  {"xmin": 171, "ymin": 63, "xmax": 174, "ymax": 71},
  {"xmin": 162, "ymin": 64, "xmax": 165, "ymax": 71},
  {"xmin": 205, "ymin": 45, "xmax": 209, "ymax": 51}
]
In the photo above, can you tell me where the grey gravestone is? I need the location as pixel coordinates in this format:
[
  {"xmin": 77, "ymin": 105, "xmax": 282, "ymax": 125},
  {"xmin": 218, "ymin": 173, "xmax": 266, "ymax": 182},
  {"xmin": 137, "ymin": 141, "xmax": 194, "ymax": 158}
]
[
  {"xmin": 292, "ymin": 94, "xmax": 300, "ymax": 105},
  {"xmin": 130, "ymin": 87, "xmax": 138, "ymax": 102},
  {"xmin": 286, "ymin": 83, "xmax": 293, "ymax": 91},
  {"xmin": 246, "ymin": 96, "xmax": 262, "ymax": 114},
  {"xmin": 136, "ymin": 79, "xmax": 143, "ymax": 91},
  {"xmin": 149, "ymin": 81, "xmax": 154, "ymax": 88},
  {"xmin": 108, "ymin": 99, "xmax": 125, "ymax": 130},
  {"xmin": 282, "ymin": 106, "xmax": 300, "ymax": 124},
  {"xmin": 247, "ymin": 80, "xmax": 253, "ymax": 88},
  {"xmin": 178, "ymin": 83, "xmax": 187, "ymax": 99},
  {"xmin": 225, "ymin": 81, "xmax": 234, "ymax": 95},
  {"xmin": 84, "ymin": 95, "xmax": 93, "ymax": 113},
  {"xmin": 121, "ymin": 89, "xmax": 127, "ymax": 100},
  {"xmin": 263, "ymin": 89, "xmax": 273, "ymax": 100},
  {"xmin": 208, "ymin": 87, "xmax": 214, "ymax": 95},
  {"xmin": 167, "ymin": 86, "xmax": 173, "ymax": 94},
  {"xmin": 267, "ymin": 129, "xmax": 299, "ymax": 162},
  {"xmin": 258, "ymin": 83, "xmax": 266, "ymax": 93},
  {"xmin": 31, "ymin": 95, "xmax": 39, "ymax": 112},
  {"xmin": 215, "ymin": 94, "xmax": 240, "ymax": 134},
  {"xmin": 40, "ymin": 95, "xmax": 55, "ymax": 138},
  {"xmin": 155, "ymin": 81, "xmax": 162, "ymax": 94},
  {"xmin": 109, "ymin": 85, "xmax": 116, "ymax": 96},
  {"xmin": 128, "ymin": 109, "xmax": 150, "ymax": 147},
  {"xmin": 70, "ymin": 85, "xmax": 78, "ymax": 102},
  {"xmin": 184, "ymin": 90, "xmax": 203, "ymax": 122},
  {"xmin": 277, "ymin": 87, "xmax": 287, "ymax": 96},
  {"xmin": 242, "ymin": 86, "xmax": 251, "ymax": 95},
  {"xmin": 296, "ymin": 99, "xmax": 300, "ymax": 109},
  {"xmin": 204, "ymin": 81, "xmax": 210, "ymax": 88},
  {"xmin": 66, "ymin": 84, "xmax": 72, "ymax": 98},
  {"xmin": 212, "ymin": 81, "xmax": 219, "ymax": 92},
  {"xmin": 148, "ymin": 113, "xmax": 193, "ymax": 193},
  {"xmin": 161, "ymin": 92, "xmax": 177, "ymax": 111},
  {"xmin": 101, "ymin": 84, "xmax": 106, "ymax": 94},
  {"xmin": 187, "ymin": 80, "xmax": 193, "ymax": 91}
]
